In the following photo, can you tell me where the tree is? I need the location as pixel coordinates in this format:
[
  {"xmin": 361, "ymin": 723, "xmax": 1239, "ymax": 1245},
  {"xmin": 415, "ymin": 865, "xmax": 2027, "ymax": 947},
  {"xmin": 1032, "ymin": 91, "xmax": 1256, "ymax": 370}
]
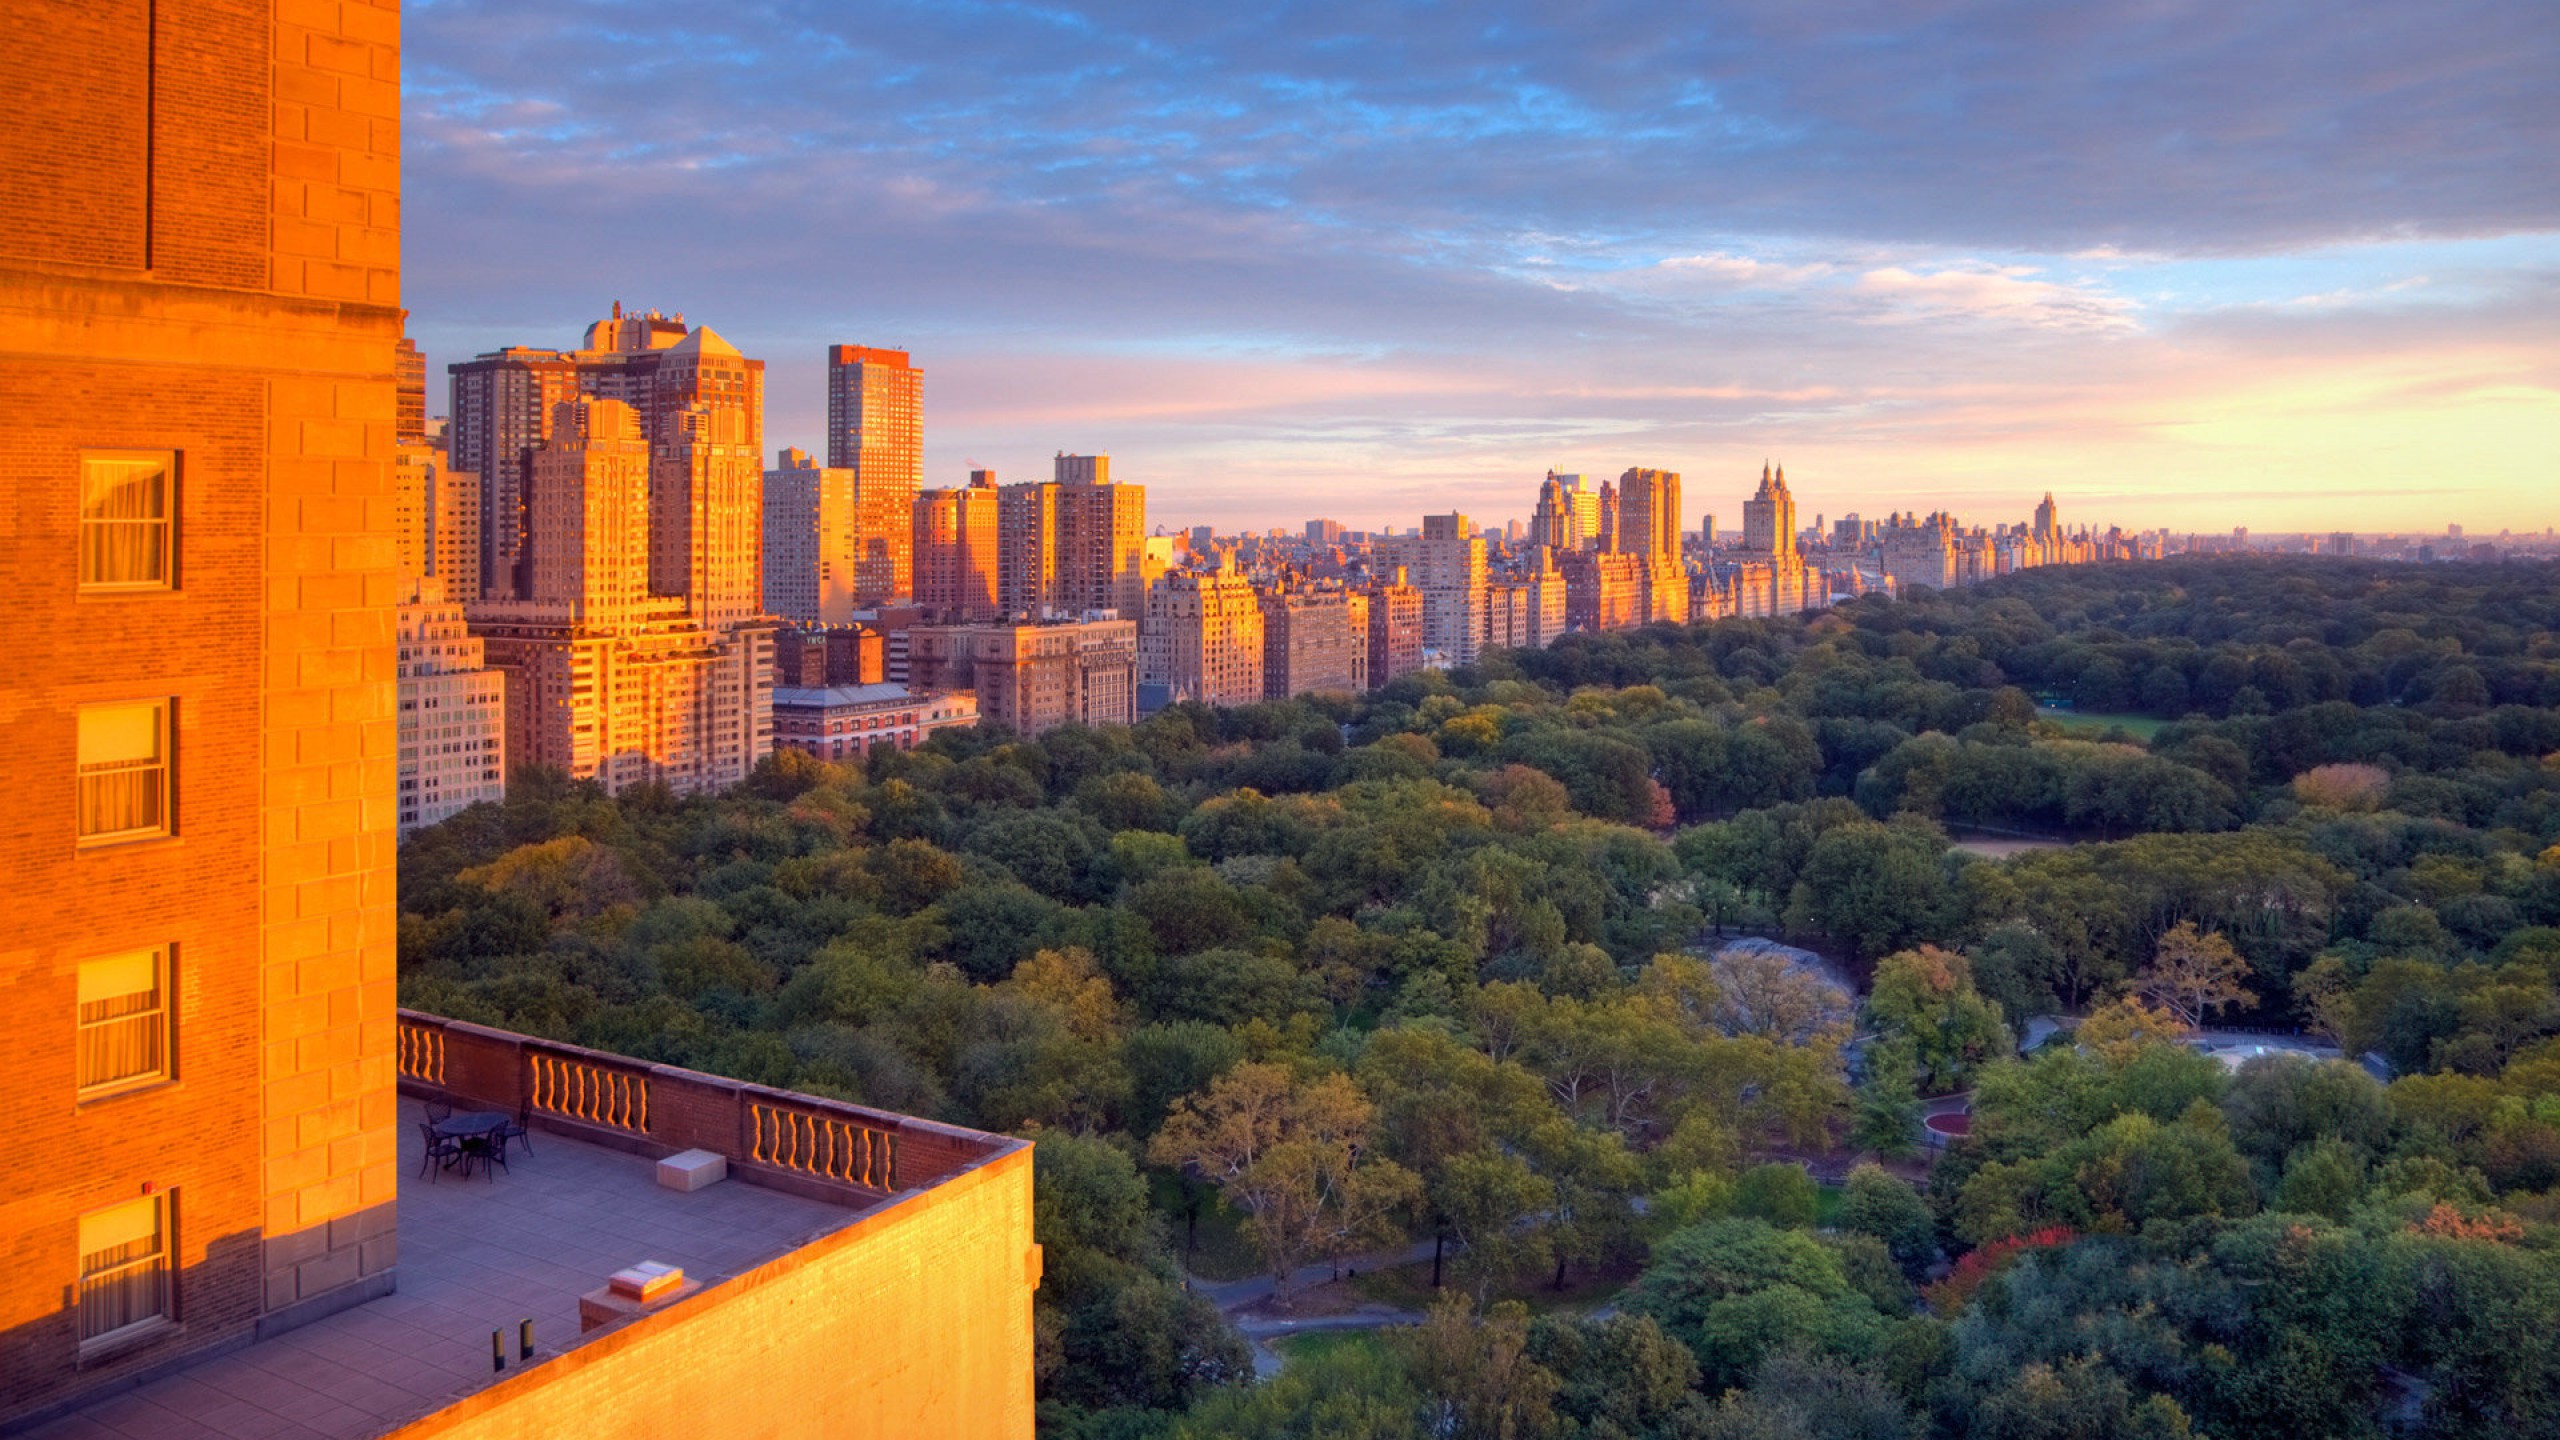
[
  {"xmin": 1867, "ymin": 945, "xmax": 2014, "ymax": 1092},
  {"xmin": 1397, "ymin": 1295, "xmax": 1562, "ymax": 1440},
  {"xmin": 1732, "ymin": 1162, "xmax": 1820, "ymax": 1228},
  {"xmin": 2136, "ymin": 921, "xmax": 2254, "ymax": 1031},
  {"xmin": 1840, "ymin": 1163, "xmax": 1937, "ymax": 1278},
  {"xmin": 1852, "ymin": 1040, "xmax": 1923, "ymax": 1159},
  {"xmin": 1148, "ymin": 1063, "xmax": 1420, "ymax": 1304}
]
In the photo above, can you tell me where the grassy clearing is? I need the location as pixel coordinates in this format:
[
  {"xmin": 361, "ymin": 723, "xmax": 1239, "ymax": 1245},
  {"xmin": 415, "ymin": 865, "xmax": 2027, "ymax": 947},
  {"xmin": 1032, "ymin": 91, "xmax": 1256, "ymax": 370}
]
[
  {"xmin": 1272, "ymin": 1330, "xmax": 1392, "ymax": 1365},
  {"xmin": 1350, "ymin": 1255, "xmax": 1641, "ymax": 1317},
  {"xmin": 2035, "ymin": 706, "xmax": 2166, "ymax": 741},
  {"xmin": 1149, "ymin": 1170, "xmax": 1264, "ymax": 1283}
]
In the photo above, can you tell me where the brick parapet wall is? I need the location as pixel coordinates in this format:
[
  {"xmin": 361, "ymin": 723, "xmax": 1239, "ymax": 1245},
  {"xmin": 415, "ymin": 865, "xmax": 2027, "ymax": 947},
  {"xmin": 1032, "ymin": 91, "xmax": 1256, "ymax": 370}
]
[{"xmin": 396, "ymin": 1012, "xmax": 1011, "ymax": 1203}]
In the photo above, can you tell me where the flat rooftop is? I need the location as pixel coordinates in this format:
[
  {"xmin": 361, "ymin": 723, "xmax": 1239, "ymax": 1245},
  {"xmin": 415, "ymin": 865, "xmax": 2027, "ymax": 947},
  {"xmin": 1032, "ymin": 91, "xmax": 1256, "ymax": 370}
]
[{"xmin": 30, "ymin": 1100, "xmax": 865, "ymax": 1440}]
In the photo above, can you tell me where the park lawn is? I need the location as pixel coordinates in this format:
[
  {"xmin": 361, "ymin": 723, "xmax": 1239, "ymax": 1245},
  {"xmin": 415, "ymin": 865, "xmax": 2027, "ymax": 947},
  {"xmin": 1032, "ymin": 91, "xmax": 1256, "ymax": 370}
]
[
  {"xmin": 2035, "ymin": 706, "xmax": 2166, "ymax": 741},
  {"xmin": 1149, "ymin": 1170, "xmax": 1264, "ymax": 1283},
  {"xmin": 1814, "ymin": 1183, "xmax": 1847, "ymax": 1228},
  {"xmin": 1350, "ymin": 1255, "xmax": 1640, "ymax": 1316},
  {"xmin": 1272, "ymin": 1330, "xmax": 1391, "ymax": 1366}
]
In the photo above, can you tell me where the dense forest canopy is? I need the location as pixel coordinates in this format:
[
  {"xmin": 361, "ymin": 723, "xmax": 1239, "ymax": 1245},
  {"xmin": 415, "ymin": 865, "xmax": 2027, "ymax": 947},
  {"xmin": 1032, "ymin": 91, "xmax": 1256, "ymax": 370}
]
[{"xmin": 400, "ymin": 558, "xmax": 2560, "ymax": 1439}]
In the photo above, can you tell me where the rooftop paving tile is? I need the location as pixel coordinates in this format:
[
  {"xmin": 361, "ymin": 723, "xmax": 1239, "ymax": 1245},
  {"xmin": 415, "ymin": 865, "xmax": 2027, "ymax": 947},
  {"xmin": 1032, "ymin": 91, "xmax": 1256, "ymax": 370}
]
[{"xmin": 27, "ymin": 1100, "xmax": 862, "ymax": 1440}]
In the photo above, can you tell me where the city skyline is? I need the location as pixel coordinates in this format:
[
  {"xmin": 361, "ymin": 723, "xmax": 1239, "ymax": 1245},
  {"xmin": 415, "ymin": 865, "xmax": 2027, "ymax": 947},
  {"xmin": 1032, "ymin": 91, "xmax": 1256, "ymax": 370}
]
[{"xmin": 402, "ymin": 1, "xmax": 2557, "ymax": 534}]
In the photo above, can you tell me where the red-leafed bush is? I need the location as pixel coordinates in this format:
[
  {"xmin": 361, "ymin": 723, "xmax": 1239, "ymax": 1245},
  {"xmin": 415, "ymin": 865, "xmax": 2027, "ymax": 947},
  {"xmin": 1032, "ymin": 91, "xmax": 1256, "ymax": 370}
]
[{"xmin": 1923, "ymin": 1225, "xmax": 2074, "ymax": 1313}]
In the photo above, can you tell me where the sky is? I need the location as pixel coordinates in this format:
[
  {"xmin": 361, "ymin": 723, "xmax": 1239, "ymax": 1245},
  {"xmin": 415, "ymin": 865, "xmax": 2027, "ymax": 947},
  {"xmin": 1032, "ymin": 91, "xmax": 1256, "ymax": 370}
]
[{"xmin": 401, "ymin": 0, "xmax": 2560, "ymax": 537}]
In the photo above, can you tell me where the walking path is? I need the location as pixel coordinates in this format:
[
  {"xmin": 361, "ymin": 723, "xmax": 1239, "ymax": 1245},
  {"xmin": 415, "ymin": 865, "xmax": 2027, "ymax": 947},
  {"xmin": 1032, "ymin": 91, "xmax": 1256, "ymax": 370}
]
[{"xmin": 1187, "ymin": 1240, "xmax": 1438, "ymax": 1378}]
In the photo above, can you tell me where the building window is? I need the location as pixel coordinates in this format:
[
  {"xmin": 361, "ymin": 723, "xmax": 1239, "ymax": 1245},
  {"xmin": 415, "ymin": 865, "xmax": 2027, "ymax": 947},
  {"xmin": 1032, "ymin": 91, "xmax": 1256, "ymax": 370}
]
[
  {"xmin": 77, "ymin": 701, "xmax": 172, "ymax": 844},
  {"xmin": 78, "ymin": 1194, "xmax": 171, "ymax": 1347},
  {"xmin": 79, "ymin": 452, "xmax": 176, "ymax": 591},
  {"xmin": 78, "ymin": 948, "xmax": 170, "ymax": 1096}
]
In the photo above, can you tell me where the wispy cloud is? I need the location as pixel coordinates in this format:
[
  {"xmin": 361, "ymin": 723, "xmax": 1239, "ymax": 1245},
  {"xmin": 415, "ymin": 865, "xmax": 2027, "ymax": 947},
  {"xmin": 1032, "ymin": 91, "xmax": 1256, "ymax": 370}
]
[{"xmin": 400, "ymin": 0, "xmax": 2560, "ymax": 532}]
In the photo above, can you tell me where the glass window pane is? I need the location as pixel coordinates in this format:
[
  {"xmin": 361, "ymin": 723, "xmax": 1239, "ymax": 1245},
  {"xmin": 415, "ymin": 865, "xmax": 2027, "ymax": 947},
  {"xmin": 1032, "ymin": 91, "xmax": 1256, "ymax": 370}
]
[
  {"xmin": 80, "ymin": 453, "xmax": 174, "ymax": 588},
  {"xmin": 82, "ymin": 457, "xmax": 167, "ymax": 521}
]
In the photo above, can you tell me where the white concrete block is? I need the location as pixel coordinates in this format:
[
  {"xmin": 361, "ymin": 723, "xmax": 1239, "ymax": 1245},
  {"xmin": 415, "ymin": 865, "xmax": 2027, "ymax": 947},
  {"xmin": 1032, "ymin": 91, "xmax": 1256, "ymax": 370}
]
[{"xmin": 656, "ymin": 1148, "xmax": 728, "ymax": 1192}]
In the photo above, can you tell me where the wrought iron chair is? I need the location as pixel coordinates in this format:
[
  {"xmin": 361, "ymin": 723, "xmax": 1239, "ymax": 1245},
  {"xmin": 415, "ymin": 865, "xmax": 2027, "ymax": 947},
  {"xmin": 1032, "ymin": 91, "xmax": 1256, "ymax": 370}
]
[
  {"xmin": 500, "ymin": 1099, "xmax": 534, "ymax": 1158},
  {"xmin": 418, "ymin": 1121, "xmax": 462, "ymax": 1182}
]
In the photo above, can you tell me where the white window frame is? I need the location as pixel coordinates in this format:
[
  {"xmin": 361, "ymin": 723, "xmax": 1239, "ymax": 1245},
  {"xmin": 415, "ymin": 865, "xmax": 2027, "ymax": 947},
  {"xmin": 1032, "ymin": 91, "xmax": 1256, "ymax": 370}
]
[
  {"xmin": 77, "ymin": 450, "xmax": 178, "ymax": 593},
  {"xmin": 77, "ymin": 1192, "xmax": 174, "ymax": 1353},
  {"xmin": 76, "ymin": 946, "xmax": 173, "ymax": 1099},
  {"xmin": 75, "ymin": 699, "xmax": 174, "ymax": 846}
]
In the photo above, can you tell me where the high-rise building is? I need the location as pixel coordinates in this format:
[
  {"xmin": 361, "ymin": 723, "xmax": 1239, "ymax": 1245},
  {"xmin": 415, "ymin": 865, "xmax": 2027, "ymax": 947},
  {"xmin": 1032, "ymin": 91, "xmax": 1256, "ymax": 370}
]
[
  {"xmin": 1, "ymin": 1, "xmax": 405, "ymax": 1415},
  {"xmin": 1379, "ymin": 514, "xmax": 1489, "ymax": 665},
  {"xmin": 763, "ymin": 446, "xmax": 861, "ymax": 623},
  {"xmin": 1559, "ymin": 474, "xmax": 1600, "ymax": 549},
  {"xmin": 994, "ymin": 455, "xmax": 1147, "ymax": 620},
  {"xmin": 470, "ymin": 399, "xmax": 773, "ymax": 795},
  {"xmin": 1305, "ymin": 517, "xmax": 1346, "ymax": 546},
  {"xmin": 1367, "ymin": 569, "xmax": 1426, "ymax": 687},
  {"xmin": 1260, "ymin": 584, "xmax": 1368, "ymax": 698},
  {"xmin": 448, "ymin": 307, "xmax": 766, "ymax": 601},
  {"xmin": 914, "ymin": 470, "xmax": 1002, "ymax": 621},
  {"xmin": 396, "ymin": 334, "xmax": 427, "ymax": 442},
  {"xmin": 1727, "ymin": 462, "xmax": 1817, "ymax": 616},
  {"xmin": 1530, "ymin": 472, "xmax": 1576, "ymax": 551},
  {"xmin": 397, "ymin": 578, "xmax": 507, "ymax": 835},
  {"xmin": 908, "ymin": 618, "xmax": 1140, "ymax": 734},
  {"xmin": 1143, "ymin": 567, "xmax": 1266, "ymax": 706},
  {"xmin": 1613, "ymin": 466, "xmax": 1689, "ymax": 624},
  {"xmin": 1561, "ymin": 549, "xmax": 1646, "ymax": 632},
  {"xmin": 824, "ymin": 345, "xmax": 922, "ymax": 603}
]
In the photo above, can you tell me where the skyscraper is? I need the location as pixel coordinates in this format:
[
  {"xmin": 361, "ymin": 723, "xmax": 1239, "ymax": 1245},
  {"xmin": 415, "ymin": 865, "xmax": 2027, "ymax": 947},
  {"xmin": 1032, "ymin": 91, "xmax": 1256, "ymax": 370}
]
[
  {"xmin": 471, "ymin": 399, "xmax": 773, "ymax": 795},
  {"xmin": 448, "ymin": 306, "xmax": 766, "ymax": 601},
  {"xmin": 915, "ymin": 470, "xmax": 1002, "ymax": 621},
  {"xmin": 1379, "ymin": 514, "xmax": 1489, "ymax": 665},
  {"xmin": 827, "ymin": 344, "xmax": 922, "ymax": 603},
  {"xmin": 396, "ymin": 579, "xmax": 507, "ymax": 836},
  {"xmin": 995, "ymin": 454, "xmax": 1147, "ymax": 620},
  {"xmin": 763, "ymin": 446, "xmax": 861, "ymax": 623}
]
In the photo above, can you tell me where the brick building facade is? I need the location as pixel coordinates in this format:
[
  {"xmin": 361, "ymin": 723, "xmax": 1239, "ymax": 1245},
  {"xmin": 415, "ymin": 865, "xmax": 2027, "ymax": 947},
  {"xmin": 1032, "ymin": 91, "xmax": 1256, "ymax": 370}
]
[{"xmin": 0, "ymin": 0, "xmax": 405, "ymax": 1420}]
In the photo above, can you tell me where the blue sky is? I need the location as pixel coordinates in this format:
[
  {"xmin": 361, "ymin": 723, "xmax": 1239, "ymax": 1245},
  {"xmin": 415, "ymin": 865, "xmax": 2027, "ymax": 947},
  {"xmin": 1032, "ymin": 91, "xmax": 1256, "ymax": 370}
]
[{"xmin": 402, "ymin": 0, "xmax": 2560, "ymax": 535}]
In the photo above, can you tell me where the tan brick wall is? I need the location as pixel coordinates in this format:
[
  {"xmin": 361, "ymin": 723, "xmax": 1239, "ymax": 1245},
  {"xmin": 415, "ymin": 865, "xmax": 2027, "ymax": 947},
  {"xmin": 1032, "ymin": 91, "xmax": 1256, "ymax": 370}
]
[{"xmin": 388, "ymin": 1147, "xmax": 1038, "ymax": 1440}]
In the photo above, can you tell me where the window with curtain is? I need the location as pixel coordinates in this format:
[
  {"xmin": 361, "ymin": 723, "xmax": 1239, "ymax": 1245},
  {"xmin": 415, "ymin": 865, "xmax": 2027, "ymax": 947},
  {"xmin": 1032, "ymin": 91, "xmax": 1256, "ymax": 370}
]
[
  {"xmin": 78, "ymin": 1194, "xmax": 171, "ymax": 1346},
  {"xmin": 79, "ymin": 452, "xmax": 175, "ymax": 590},
  {"xmin": 78, "ymin": 948, "xmax": 169, "ymax": 1094},
  {"xmin": 76, "ymin": 700, "xmax": 171, "ymax": 843}
]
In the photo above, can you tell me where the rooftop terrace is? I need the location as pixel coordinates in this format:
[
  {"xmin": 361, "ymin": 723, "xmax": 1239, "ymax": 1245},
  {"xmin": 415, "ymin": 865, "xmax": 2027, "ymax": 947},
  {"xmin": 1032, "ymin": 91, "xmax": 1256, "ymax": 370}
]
[{"xmin": 30, "ymin": 1015, "xmax": 1021, "ymax": 1440}]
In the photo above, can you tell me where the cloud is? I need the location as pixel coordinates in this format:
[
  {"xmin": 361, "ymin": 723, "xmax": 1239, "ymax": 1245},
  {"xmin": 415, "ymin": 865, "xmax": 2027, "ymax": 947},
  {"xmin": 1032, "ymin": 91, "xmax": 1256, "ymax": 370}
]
[
  {"xmin": 1854, "ymin": 265, "xmax": 2137, "ymax": 330},
  {"xmin": 397, "ymin": 0, "xmax": 2560, "ymax": 533}
]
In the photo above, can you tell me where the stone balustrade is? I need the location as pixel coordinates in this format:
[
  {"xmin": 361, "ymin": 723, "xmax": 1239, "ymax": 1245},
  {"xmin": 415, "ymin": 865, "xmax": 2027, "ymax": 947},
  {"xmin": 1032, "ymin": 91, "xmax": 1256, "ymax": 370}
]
[{"xmin": 395, "ymin": 1010, "xmax": 1005, "ymax": 1205}]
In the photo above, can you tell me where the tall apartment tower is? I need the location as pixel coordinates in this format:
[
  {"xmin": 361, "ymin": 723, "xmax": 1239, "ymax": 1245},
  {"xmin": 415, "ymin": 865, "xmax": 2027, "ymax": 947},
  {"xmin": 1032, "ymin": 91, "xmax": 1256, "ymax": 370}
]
[
  {"xmin": 396, "ymin": 335, "xmax": 428, "ymax": 442},
  {"xmin": 1616, "ymin": 467, "xmax": 1682, "ymax": 564},
  {"xmin": 1379, "ymin": 513, "xmax": 1488, "ymax": 665},
  {"xmin": 1743, "ymin": 462, "xmax": 1799, "ymax": 561},
  {"xmin": 448, "ymin": 308, "xmax": 765, "ymax": 601},
  {"xmin": 995, "ymin": 455, "xmax": 1147, "ymax": 620},
  {"xmin": 0, "ymin": 2, "xmax": 403, "ymax": 1419},
  {"xmin": 763, "ymin": 446, "xmax": 862, "ymax": 623},
  {"xmin": 1367, "ymin": 569, "xmax": 1426, "ymax": 687},
  {"xmin": 1142, "ymin": 567, "xmax": 1266, "ymax": 707},
  {"xmin": 915, "ymin": 470, "xmax": 1001, "ymax": 621},
  {"xmin": 826, "ymin": 345, "xmax": 922, "ymax": 604},
  {"xmin": 396, "ymin": 579, "xmax": 507, "ymax": 835},
  {"xmin": 1530, "ymin": 472, "xmax": 1575, "ymax": 552},
  {"xmin": 473, "ymin": 399, "xmax": 774, "ymax": 795}
]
